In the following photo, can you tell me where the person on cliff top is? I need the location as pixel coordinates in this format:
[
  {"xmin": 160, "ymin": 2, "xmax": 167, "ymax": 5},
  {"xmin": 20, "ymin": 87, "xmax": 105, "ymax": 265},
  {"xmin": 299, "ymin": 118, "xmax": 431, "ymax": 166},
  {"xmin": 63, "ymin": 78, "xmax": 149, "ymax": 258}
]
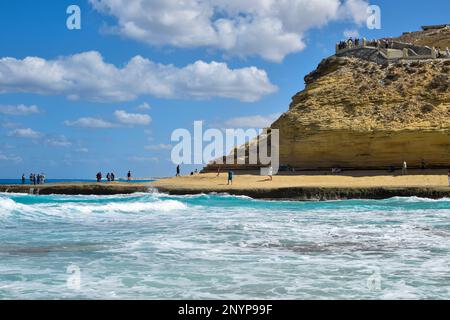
[
  {"xmin": 227, "ymin": 171, "xmax": 234, "ymax": 185},
  {"xmin": 127, "ymin": 170, "xmax": 132, "ymax": 181},
  {"xmin": 402, "ymin": 161, "xmax": 408, "ymax": 175},
  {"xmin": 176, "ymin": 165, "xmax": 180, "ymax": 177}
]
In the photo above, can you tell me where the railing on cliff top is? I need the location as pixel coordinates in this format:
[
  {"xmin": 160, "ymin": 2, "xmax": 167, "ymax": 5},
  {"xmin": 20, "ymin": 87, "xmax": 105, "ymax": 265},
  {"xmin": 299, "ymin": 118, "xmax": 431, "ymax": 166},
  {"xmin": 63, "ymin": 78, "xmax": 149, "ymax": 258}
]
[{"xmin": 335, "ymin": 38, "xmax": 450, "ymax": 61}]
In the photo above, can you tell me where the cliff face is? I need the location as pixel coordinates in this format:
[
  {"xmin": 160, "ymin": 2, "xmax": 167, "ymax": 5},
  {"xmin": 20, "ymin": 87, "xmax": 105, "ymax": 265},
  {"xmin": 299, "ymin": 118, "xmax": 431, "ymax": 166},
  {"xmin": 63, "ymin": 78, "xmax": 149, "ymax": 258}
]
[
  {"xmin": 203, "ymin": 26, "xmax": 450, "ymax": 172},
  {"xmin": 273, "ymin": 55, "xmax": 450, "ymax": 169}
]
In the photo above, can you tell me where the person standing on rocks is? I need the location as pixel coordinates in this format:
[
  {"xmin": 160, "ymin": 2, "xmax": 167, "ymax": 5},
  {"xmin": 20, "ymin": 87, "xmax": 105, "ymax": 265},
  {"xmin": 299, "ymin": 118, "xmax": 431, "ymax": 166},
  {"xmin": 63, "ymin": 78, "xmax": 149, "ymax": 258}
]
[{"xmin": 176, "ymin": 165, "xmax": 180, "ymax": 177}]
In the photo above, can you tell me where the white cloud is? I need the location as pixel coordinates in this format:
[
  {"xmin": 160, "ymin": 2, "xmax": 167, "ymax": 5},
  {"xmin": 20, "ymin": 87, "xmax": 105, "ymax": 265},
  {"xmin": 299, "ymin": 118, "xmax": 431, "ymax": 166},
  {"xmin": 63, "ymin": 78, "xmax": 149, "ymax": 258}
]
[
  {"xmin": 8, "ymin": 128, "xmax": 42, "ymax": 139},
  {"xmin": 224, "ymin": 113, "xmax": 281, "ymax": 128},
  {"xmin": 64, "ymin": 117, "xmax": 116, "ymax": 128},
  {"xmin": 0, "ymin": 104, "xmax": 40, "ymax": 115},
  {"xmin": 136, "ymin": 102, "xmax": 151, "ymax": 110},
  {"xmin": 114, "ymin": 110, "xmax": 152, "ymax": 126},
  {"xmin": 0, "ymin": 153, "xmax": 22, "ymax": 163},
  {"xmin": 76, "ymin": 147, "xmax": 89, "ymax": 153},
  {"xmin": 90, "ymin": 0, "xmax": 369, "ymax": 62},
  {"xmin": 0, "ymin": 51, "xmax": 277, "ymax": 102},
  {"xmin": 45, "ymin": 135, "xmax": 72, "ymax": 147},
  {"xmin": 145, "ymin": 144, "xmax": 172, "ymax": 151}
]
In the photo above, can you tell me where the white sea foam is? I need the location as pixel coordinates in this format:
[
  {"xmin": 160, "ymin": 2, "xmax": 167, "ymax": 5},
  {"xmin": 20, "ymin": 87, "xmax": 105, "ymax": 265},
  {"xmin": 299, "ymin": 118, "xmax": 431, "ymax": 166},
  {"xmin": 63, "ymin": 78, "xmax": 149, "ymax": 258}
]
[{"xmin": 1, "ymin": 193, "xmax": 450, "ymax": 299}]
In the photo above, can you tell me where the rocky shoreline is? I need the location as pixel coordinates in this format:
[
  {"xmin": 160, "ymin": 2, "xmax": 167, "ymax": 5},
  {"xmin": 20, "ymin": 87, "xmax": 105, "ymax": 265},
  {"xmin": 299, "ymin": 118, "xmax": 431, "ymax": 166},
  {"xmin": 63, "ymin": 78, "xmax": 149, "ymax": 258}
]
[
  {"xmin": 0, "ymin": 183, "xmax": 152, "ymax": 195},
  {"xmin": 154, "ymin": 185, "xmax": 450, "ymax": 201},
  {"xmin": 2, "ymin": 181, "xmax": 448, "ymax": 200}
]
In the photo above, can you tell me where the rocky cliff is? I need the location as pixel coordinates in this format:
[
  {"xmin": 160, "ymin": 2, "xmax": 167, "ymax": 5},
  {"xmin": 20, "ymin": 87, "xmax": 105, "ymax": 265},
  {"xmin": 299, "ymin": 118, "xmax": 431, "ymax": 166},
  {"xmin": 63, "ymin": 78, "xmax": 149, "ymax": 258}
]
[
  {"xmin": 205, "ymin": 26, "xmax": 450, "ymax": 171},
  {"xmin": 273, "ymin": 55, "xmax": 449, "ymax": 169}
]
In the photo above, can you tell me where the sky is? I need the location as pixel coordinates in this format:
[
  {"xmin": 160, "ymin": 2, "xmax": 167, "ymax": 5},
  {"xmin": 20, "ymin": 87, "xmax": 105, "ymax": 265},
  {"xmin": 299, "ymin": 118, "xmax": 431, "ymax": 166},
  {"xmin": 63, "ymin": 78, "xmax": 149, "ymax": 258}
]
[{"xmin": 0, "ymin": 0, "xmax": 449, "ymax": 179}]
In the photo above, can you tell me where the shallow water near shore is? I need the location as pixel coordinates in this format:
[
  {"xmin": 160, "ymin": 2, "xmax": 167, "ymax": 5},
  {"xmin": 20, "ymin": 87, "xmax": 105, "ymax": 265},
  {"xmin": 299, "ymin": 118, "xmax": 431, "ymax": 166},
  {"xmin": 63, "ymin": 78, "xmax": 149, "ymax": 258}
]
[{"xmin": 0, "ymin": 192, "xmax": 449, "ymax": 299}]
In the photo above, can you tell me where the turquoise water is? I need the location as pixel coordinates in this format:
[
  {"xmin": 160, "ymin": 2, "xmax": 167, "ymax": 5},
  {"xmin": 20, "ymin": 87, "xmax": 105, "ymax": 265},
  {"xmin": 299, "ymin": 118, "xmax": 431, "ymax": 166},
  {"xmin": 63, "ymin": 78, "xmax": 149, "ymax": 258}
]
[{"xmin": 0, "ymin": 192, "xmax": 449, "ymax": 299}]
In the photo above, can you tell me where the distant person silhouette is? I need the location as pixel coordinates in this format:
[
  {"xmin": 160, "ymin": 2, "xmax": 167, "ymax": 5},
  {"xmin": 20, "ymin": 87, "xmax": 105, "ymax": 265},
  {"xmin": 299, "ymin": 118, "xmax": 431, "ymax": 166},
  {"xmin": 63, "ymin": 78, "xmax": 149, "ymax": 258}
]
[{"xmin": 227, "ymin": 171, "xmax": 234, "ymax": 185}]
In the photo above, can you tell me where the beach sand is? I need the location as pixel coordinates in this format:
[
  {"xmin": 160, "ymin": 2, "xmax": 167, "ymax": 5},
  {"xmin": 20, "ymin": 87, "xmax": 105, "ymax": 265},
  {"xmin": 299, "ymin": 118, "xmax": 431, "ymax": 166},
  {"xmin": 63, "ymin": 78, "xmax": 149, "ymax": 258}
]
[{"xmin": 152, "ymin": 170, "xmax": 450, "ymax": 200}]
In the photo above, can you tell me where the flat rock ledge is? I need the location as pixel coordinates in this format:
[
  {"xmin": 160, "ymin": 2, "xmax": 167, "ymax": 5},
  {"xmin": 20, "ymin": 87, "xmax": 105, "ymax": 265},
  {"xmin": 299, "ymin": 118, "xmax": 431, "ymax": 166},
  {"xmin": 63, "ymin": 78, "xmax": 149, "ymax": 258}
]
[
  {"xmin": 0, "ymin": 183, "xmax": 152, "ymax": 195},
  {"xmin": 1, "ymin": 183, "xmax": 449, "ymax": 200},
  {"xmin": 154, "ymin": 186, "xmax": 450, "ymax": 201}
]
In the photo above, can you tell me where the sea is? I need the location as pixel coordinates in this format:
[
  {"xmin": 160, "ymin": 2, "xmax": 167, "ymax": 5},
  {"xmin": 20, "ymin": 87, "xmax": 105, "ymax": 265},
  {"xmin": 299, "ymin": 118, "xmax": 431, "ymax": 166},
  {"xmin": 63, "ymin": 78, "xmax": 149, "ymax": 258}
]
[{"xmin": 0, "ymin": 191, "xmax": 449, "ymax": 299}]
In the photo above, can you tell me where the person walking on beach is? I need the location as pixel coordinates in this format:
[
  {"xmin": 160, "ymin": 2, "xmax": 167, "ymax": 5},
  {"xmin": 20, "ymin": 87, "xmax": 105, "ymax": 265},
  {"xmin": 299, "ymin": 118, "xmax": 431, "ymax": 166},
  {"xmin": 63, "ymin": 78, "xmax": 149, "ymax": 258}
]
[
  {"xmin": 21, "ymin": 174, "xmax": 25, "ymax": 185},
  {"xmin": 268, "ymin": 166, "xmax": 273, "ymax": 181},
  {"xmin": 227, "ymin": 170, "xmax": 234, "ymax": 185},
  {"xmin": 127, "ymin": 170, "xmax": 132, "ymax": 181},
  {"xmin": 176, "ymin": 165, "xmax": 180, "ymax": 177},
  {"xmin": 402, "ymin": 161, "xmax": 408, "ymax": 175}
]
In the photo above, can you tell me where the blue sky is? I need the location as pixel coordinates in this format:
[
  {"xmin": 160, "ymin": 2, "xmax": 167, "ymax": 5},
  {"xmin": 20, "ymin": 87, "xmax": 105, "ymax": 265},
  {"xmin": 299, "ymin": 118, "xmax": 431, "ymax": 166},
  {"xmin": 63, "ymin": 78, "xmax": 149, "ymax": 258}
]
[{"xmin": 0, "ymin": 0, "xmax": 449, "ymax": 179}]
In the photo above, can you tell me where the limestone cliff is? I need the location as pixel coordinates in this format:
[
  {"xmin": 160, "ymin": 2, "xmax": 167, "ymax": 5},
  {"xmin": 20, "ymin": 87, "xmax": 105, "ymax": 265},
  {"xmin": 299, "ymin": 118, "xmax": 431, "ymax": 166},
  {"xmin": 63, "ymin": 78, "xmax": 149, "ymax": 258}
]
[
  {"xmin": 204, "ymin": 26, "xmax": 450, "ymax": 171},
  {"xmin": 273, "ymin": 56, "xmax": 449, "ymax": 169}
]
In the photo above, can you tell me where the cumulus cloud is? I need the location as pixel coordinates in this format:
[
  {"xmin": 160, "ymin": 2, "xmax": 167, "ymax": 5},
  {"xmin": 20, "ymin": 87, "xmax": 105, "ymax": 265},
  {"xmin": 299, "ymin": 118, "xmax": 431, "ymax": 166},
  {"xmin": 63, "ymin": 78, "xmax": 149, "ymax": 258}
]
[
  {"xmin": 0, "ymin": 51, "xmax": 277, "ymax": 102},
  {"xmin": 8, "ymin": 128, "xmax": 42, "ymax": 139},
  {"xmin": 224, "ymin": 113, "xmax": 281, "ymax": 128},
  {"xmin": 64, "ymin": 117, "xmax": 116, "ymax": 128},
  {"xmin": 90, "ymin": 0, "xmax": 370, "ymax": 62},
  {"xmin": 0, "ymin": 104, "xmax": 40, "ymax": 116},
  {"xmin": 114, "ymin": 110, "xmax": 152, "ymax": 126}
]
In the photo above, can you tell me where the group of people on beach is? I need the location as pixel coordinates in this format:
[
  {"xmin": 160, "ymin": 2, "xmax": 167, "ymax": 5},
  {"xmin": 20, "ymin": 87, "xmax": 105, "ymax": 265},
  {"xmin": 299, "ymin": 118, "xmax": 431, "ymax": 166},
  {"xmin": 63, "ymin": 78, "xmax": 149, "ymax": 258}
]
[
  {"xmin": 22, "ymin": 173, "xmax": 45, "ymax": 185},
  {"xmin": 175, "ymin": 165, "xmax": 199, "ymax": 177},
  {"xmin": 95, "ymin": 171, "xmax": 132, "ymax": 182}
]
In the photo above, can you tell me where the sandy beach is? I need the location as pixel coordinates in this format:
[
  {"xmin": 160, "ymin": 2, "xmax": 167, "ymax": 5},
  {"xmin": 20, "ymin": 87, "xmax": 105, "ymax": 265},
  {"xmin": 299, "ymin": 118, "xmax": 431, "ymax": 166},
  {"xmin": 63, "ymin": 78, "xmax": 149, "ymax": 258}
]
[{"xmin": 152, "ymin": 170, "xmax": 450, "ymax": 200}]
